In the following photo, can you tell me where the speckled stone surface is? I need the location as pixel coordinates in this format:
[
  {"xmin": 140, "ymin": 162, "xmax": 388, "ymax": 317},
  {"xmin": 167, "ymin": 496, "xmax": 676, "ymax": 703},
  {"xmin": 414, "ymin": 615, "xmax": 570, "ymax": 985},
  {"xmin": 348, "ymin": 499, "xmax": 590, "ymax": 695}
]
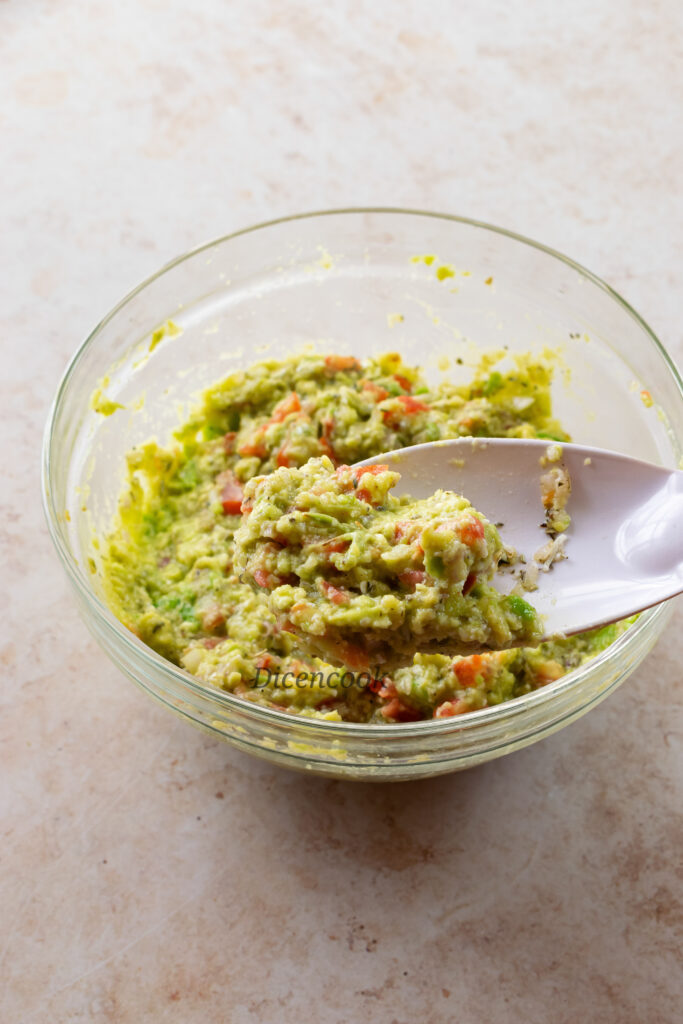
[{"xmin": 2, "ymin": 1, "xmax": 682, "ymax": 1021}]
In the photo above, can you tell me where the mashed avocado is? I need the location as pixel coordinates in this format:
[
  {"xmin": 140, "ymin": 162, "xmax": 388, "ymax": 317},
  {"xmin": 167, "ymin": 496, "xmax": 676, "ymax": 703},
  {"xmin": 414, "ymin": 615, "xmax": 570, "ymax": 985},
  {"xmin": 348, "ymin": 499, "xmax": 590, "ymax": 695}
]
[
  {"xmin": 101, "ymin": 350, "xmax": 629, "ymax": 723},
  {"xmin": 234, "ymin": 456, "xmax": 542, "ymax": 670}
]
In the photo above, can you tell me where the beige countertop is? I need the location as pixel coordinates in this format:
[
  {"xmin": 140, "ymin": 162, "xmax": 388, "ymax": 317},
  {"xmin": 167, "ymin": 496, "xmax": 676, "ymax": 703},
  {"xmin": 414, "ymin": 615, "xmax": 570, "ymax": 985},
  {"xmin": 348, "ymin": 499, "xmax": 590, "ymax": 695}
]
[{"xmin": 2, "ymin": 1, "xmax": 681, "ymax": 1020}]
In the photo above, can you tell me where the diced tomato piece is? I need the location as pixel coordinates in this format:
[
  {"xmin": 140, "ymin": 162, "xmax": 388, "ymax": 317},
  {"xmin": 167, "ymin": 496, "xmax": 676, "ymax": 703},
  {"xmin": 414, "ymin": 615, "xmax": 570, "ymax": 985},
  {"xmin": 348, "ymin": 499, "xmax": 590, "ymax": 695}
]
[
  {"xmin": 276, "ymin": 447, "xmax": 291, "ymax": 468},
  {"xmin": 354, "ymin": 464, "xmax": 388, "ymax": 502},
  {"xmin": 320, "ymin": 581, "xmax": 349, "ymax": 604},
  {"xmin": 360, "ymin": 379, "xmax": 390, "ymax": 402},
  {"xmin": 393, "ymin": 374, "xmax": 413, "ymax": 393},
  {"xmin": 452, "ymin": 654, "xmax": 488, "ymax": 688},
  {"xmin": 356, "ymin": 464, "xmax": 388, "ymax": 478},
  {"xmin": 462, "ymin": 571, "xmax": 477, "ymax": 596},
  {"xmin": 269, "ymin": 392, "xmax": 302, "ymax": 424},
  {"xmin": 237, "ymin": 440, "xmax": 268, "ymax": 458},
  {"xmin": 221, "ymin": 493, "xmax": 243, "ymax": 514},
  {"xmin": 201, "ymin": 603, "xmax": 226, "ymax": 631},
  {"xmin": 332, "ymin": 466, "xmax": 354, "ymax": 493},
  {"xmin": 394, "ymin": 520, "xmax": 422, "ymax": 543},
  {"xmin": 397, "ymin": 395, "xmax": 429, "ymax": 413},
  {"xmin": 435, "ymin": 699, "xmax": 469, "ymax": 718},
  {"xmin": 253, "ymin": 569, "xmax": 274, "ymax": 589},
  {"xmin": 353, "ymin": 464, "xmax": 388, "ymax": 500},
  {"xmin": 338, "ymin": 644, "xmax": 370, "ymax": 671},
  {"xmin": 320, "ymin": 537, "xmax": 350, "ymax": 554},
  {"xmin": 458, "ymin": 516, "xmax": 485, "ymax": 545},
  {"xmin": 380, "ymin": 697, "xmax": 422, "ymax": 722},
  {"xmin": 255, "ymin": 653, "xmax": 275, "ymax": 670},
  {"xmin": 382, "ymin": 395, "xmax": 430, "ymax": 427},
  {"xmin": 398, "ymin": 570, "xmax": 427, "ymax": 588},
  {"xmin": 218, "ymin": 470, "xmax": 244, "ymax": 515},
  {"xmin": 223, "ymin": 431, "xmax": 237, "ymax": 454},
  {"xmin": 534, "ymin": 659, "xmax": 565, "ymax": 684},
  {"xmin": 324, "ymin": 354, "xmax": 360, "ymax": 372}
]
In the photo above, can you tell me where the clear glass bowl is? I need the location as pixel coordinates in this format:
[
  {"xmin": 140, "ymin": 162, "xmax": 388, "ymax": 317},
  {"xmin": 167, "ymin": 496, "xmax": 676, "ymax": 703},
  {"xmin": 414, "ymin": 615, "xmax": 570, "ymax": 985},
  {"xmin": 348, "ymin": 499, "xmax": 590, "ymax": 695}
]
[{"xmin": 42, "ymin": 210, "xmax": 683, "ymax": 780}]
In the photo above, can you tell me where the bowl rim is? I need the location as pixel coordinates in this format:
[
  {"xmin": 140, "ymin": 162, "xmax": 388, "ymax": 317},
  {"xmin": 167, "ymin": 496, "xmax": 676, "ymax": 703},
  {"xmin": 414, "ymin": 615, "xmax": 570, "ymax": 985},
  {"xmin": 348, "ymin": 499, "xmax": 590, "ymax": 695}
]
[{"xmin": 41, "ymin": 206, "xmax": 683, "ymax": 739}]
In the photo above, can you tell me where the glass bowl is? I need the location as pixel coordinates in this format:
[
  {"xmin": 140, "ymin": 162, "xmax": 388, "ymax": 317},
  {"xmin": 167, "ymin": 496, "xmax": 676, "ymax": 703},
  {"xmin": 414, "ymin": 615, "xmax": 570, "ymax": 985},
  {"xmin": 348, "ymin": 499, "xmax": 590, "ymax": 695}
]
[{"xmin": 42, "ymin": 209, "xmax": 683, "ymax": 780}]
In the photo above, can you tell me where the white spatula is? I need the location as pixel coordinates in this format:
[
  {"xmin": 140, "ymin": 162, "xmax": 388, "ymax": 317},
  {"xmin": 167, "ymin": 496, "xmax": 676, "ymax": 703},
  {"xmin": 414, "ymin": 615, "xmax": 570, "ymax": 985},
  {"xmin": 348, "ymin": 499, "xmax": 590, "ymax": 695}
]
[{"xmin": 355, "ymin": 438, "xmax": 683, "ymax": 641}]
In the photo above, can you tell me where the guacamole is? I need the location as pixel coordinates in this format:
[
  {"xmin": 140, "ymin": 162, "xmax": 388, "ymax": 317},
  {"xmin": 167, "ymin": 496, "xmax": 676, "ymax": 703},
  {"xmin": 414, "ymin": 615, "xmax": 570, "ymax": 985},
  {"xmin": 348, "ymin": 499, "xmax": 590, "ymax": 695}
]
[
  {"xmin": 234, "ymin": 456, "xmax": 542, "ymax": 670},
  {"xmin": 102, "ymin": 350, "xmax": 628, "ymax": 723}
]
